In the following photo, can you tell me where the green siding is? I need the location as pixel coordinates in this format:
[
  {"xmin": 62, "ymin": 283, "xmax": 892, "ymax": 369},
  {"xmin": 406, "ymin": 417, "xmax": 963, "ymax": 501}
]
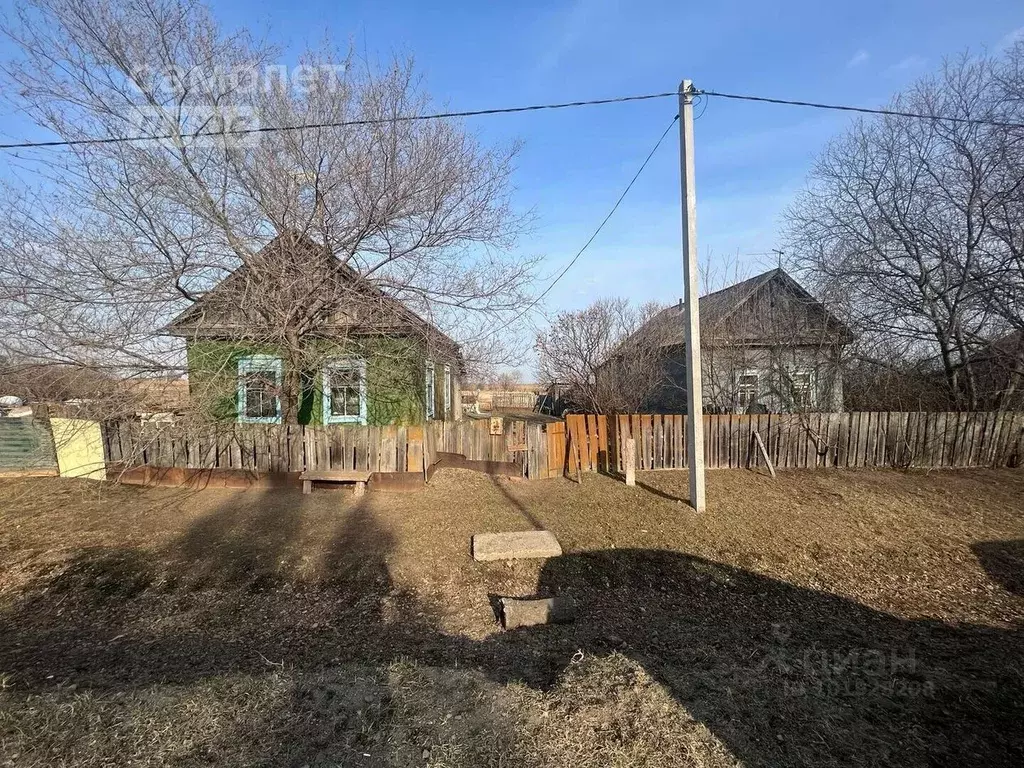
[{"xmin": 185, "ymin": 337, "xmax": 446, "ymax": 426}]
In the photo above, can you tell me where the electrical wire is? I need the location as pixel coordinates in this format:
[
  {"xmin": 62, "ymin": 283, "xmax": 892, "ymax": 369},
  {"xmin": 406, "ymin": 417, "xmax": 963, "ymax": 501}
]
[
  {"xmin": 0, "ymin": 91, "xmax": 678, "ymax": 151},
  {"xmin": 693, "ymin": 93, "xmax": 709, "ymax": 121},
  {"xmin": 6, "ymin": 84, "xmax": 1023, "ymax": 151},
  {"xmin": 489, "ymin": 113, "xmax": 680, "ymax": 338},
  {"xmin": 697, "ymin": 89, "xmax": 1024, "ymax": 130}
]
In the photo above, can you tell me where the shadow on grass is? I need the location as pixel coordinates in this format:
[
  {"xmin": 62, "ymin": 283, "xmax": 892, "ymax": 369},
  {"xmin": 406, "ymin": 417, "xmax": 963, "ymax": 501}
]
[
  {"xmin": 972, "ymin": 539, "xmax": 1024, "ymax": 596},
  {"xmin": 597, "ymin": 464, "xmax": 691, "ymax": 504},
  {"xmin": 1, "ymin": 488, "xmax": 1022, "ymax": 766},
  {"xmin": 487, "ymin": 474, "xmax": 546, "ymax": 530}
]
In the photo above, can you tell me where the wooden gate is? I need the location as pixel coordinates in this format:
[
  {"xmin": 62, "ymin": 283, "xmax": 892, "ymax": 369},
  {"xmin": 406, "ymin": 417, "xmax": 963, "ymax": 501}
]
[{"xmin": 545, "ymin": 421, "xmax": 566, "ymax": 478}]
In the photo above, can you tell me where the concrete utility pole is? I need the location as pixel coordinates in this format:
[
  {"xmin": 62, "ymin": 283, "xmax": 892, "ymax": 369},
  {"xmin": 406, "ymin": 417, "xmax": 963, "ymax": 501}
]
[{"xmin": 678, "ymin": 79, "xmax": 707, "ymax": 512}]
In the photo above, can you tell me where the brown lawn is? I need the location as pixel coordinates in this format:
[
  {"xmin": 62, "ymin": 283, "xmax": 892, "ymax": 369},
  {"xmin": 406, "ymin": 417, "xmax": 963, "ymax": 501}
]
[{"xmin": 0, "ymin": 467, "xmax": 1022, "ymax": 767}]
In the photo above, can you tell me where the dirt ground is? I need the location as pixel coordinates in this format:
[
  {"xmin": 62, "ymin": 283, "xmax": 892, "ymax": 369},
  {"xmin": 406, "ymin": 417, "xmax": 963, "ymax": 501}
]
[{"xmin": 0, "ymin": 467, "xmax": 1022, "ymax": 767}]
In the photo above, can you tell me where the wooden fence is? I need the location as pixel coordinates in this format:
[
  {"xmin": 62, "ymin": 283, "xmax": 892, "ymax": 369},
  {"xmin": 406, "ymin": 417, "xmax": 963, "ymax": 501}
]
[
  {"xmin": 462, "ymin": 390, "xmax": 539, "ymax": 412},
  {"xmin": 566, "ymin": 411, "xmax": 1024, "ymax": 473},
  {"xmin": 99, "ymin": 410, "xmax": 1022, "ymax": 484},
  {"xmin": 103, "ymin": 417, "xmax": 554, "ymax": 478}
]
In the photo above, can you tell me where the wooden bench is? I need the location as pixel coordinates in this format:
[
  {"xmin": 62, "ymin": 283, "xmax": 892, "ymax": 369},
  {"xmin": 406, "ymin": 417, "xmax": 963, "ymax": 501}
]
[{"xmin": 300, "ymin": 470, "xmax": 372, "ymax": 496}]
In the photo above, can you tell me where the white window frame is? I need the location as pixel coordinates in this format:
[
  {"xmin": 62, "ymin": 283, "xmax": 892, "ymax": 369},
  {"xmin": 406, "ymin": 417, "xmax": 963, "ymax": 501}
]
[
  {"xmin": 443, "ymin": 364, "xmax": 452, "ymax": 418},
  {"xmin": 425, "ymin": 360, "xmax": 436, "ymax": 420},
  {"xmin": 237, "ymin": 355, "xmax": 283, "ymax": 424},
  {"xmin": 789, "ymin": 368, "xmax": 815, "ymax": 409},
  {"xmin": 322, "ymin": 359, "xmax": 367, "ymax": 425},
  {"xmin": 736, "ymin": 369, "xmax": 759, "ymax": 409}
]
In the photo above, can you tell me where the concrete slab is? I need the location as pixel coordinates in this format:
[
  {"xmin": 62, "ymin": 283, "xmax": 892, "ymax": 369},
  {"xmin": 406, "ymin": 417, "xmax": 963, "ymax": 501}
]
[{"xmin": 472, "ymin": 530, "xmax": 562, "ymax": 562}]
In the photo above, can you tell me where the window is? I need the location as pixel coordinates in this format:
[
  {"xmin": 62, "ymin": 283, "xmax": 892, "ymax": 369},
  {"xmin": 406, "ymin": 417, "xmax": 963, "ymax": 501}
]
[
  {"xmin": 425, "ymin": 360, "xmax": 435, "ymax": 420},
  {"xmin": 322, "ymin": 359, "xmax": 367, "ymax": 424},
  {"xmin": 790, "ymin": 370, "xmax": 815, "ymax": 409},
  {"xmin": 443, "ymin": 364, "xmax": 452, "ymax": 418},
  {"xmin": 736, "ymin": 371, "xmax": 759, "ymax": 409},
  {"xmin": 237, "ymin": 355, "xmax": 282, "ymax": 423}
]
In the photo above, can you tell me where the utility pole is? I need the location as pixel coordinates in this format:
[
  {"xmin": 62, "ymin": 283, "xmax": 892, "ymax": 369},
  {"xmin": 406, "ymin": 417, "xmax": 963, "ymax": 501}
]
[{"xmin": 678, "ymin": 80, "xmax": 706, "ymax": 512}]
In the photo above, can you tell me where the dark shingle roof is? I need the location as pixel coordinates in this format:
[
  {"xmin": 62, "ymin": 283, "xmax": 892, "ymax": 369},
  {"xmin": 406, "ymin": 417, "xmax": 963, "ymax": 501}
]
[
  {"xmin": 640, "ymin": 268, "xmax": 852, "ymax": 348},
  {"xmin": 163, "ymin": 231, "xmax": 461, "ymax": 361}
]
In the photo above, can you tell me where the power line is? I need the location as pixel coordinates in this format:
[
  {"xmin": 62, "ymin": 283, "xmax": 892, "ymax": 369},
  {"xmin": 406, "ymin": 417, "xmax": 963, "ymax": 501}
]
[
  {"xmin": 7, "ymin": 84, "xmax": 1024, "ymax": 152},
  {"xmin": 492, "ymin": 114, "xmax": 680, "ymax": 338},
  {"xmin": 0, "ymin": 91, "xmax": 678, "ymax": 151},
  {"xmin": 698, "ymin": 89, "xmax": 1024, "ymax": 130}
]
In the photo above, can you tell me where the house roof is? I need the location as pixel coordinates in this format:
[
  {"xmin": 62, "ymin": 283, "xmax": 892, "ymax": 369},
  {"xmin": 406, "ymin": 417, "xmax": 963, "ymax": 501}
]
[
  {"xmin": 164, "ymin": 231, "xmax": 462, "ymax": 362},
  {"xmin": 638, "ymin": 268, "xmax": 854, "ymax": 349}
]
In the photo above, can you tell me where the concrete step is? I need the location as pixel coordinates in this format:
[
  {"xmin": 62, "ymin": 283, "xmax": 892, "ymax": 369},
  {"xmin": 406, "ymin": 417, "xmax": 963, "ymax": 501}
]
[{"xmin": 471, "ymin": 530, "xmax": 562, "ymax": 562}]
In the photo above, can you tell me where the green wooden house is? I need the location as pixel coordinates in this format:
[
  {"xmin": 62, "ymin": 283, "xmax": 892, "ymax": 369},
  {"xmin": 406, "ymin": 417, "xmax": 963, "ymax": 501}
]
[{"xmin": 165, "ymin": 232, "xmax": 463, "ymax": 426}]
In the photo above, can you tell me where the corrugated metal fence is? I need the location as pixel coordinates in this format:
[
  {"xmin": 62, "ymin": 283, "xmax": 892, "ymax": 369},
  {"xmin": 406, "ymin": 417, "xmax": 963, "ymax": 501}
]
[{"xmin": 0, "ymin": 416, "xmax": 57, "ymax": 474}]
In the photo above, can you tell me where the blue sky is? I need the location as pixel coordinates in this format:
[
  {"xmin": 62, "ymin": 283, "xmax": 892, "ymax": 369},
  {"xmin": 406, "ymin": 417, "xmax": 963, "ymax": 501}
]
[
  {"xmin": 211, "ymin": 0, "xmax": 1023, "ymax": 317},
  {"xmin": 2, "ymin": 0, "xmax": 1022, "ymax": 328}
]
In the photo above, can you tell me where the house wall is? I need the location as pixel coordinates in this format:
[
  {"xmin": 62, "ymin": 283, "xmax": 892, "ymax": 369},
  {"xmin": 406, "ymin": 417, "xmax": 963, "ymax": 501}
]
[
  {"xmin": 185, "ymin": 337, "xmax": 460, "ymax": 426},
  {"xmin": 685, "ymin": 277, "xmax": 846, "ymax": 413},
  {"xmin": 650, "ymin": 344, "xmax": 845, "ymax": 415},
  {"xmin": 609, "ymin": 270, "xmax": 851, "ymax": 415},
  {"xmin": 699, "ymin": 344, "xmax": 844, "ymax": 413}
]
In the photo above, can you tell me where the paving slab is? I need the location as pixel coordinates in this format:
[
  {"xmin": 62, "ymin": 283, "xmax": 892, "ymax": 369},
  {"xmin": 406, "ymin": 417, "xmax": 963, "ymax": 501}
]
[{"xmin": 472, "ymin": 530, "xmax": 562, "ymax": 562}]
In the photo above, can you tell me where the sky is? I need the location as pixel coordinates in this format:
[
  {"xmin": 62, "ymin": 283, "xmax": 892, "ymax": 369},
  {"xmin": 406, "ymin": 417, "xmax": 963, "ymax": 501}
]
[
  {"xmin": 1, "ymin": 0, "xmax": 1023, "ymax": 370},
  {"xmin": 203, "ymin": 0, "xmax": 1022, "ymax": 313}
]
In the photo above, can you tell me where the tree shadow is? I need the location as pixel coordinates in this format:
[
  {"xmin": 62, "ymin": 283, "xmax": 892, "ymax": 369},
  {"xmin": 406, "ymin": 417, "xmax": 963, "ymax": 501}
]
[
  {"xmin": 519, "ymin": 549, "xmax": 1024, "ymax": 767},
  {"xmin": 170, "ymin": 487, "xmax": 305, "ymax": 589},
  {"xmin": 972, "ymin": 539, "xmax": 1024, "ymax": 596},
  {"xmin": 0, "ymin": 486, "xmax": 484, "ymax": 764},
  {"xmin": 1, "ymin": 491, "xmax": 1022, "ymax": 766}
]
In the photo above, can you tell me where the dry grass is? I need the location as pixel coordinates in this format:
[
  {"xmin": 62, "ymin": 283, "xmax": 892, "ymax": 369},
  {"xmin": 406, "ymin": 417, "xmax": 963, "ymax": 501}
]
[{"xmin": 0, "ymin": 467, "xmax": 1022, "ymax": 766}]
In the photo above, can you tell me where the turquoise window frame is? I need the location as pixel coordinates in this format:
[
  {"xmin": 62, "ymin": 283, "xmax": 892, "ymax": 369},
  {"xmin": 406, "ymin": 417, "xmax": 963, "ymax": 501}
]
[
  {"xmin": 322, "ymin": 358, "xmax": 368, "ymax": 425},
  {"xmin": 425, "ymin": 360, "xmax": 435, "ymax": 420},
  {"xmin": 237, "ymin": 355, "xmax": 283, "ymax": 424},
  {"xmin": 443, "ymin": 363, "xmax": 451, "ymax": 418}
]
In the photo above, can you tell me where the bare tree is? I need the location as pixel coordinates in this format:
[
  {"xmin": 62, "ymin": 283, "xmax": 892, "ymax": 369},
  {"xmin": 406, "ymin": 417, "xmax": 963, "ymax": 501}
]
[
  {"xmin": 0, "ymin": 0, "xmax": 537, "ymax": 421},
  {"xmin": 699, "ymin": 249, "xmax": 753, "ymax": 295},
  {"xmin": 785, "ymin": 48, "xmax": 1024, "ymax": 411},
  {"xmin": 699, "ymin": 296, "xmax": 849, "ymax": 415},
  {"xmin": 535, "ymin": 298, "xmax": 669, "ymax": 413}
]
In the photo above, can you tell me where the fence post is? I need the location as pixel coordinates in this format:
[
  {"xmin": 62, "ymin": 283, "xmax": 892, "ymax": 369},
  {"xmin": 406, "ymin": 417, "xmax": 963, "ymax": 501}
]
[{"xmin": 624, "ymin": 437, "xmax": 636, "ymax": 487}]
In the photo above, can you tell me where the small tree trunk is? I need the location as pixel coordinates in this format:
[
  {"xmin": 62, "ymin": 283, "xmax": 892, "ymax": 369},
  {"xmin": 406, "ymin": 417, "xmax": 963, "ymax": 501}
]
[
  {"xmin": 281, "ymin": 339, "xmax": 303, "ymax": 425},
  {"xmin": 280, "ymin": 364, "xmax": 300, "ymax": 424}
]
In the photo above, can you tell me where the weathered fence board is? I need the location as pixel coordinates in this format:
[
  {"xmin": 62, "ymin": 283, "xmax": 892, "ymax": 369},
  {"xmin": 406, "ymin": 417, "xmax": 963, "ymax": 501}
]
[
  {"xmin": 561, "ymin": 411, "xmax": 1023, "ymax": 473},
  {"xmin": 103, "ymin": 420, "xmax": 449, "ymax": 476},
  {"xmin": 94, "ymin": 411, "xmax": 1024, "ymax": 485}
]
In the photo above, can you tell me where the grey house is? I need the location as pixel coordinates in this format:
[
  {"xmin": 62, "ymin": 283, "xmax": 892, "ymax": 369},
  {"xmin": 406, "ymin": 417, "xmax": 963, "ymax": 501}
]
[{"xmin": 629, "ymin": 269, "xmax": 854, "ymax": 414}]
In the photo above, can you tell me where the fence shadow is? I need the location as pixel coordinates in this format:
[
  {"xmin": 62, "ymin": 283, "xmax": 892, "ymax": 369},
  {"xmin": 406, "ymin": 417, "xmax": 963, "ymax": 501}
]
[{"xmin": 596, "ymin": 462, "xmax": 691, "ymax": 504}]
